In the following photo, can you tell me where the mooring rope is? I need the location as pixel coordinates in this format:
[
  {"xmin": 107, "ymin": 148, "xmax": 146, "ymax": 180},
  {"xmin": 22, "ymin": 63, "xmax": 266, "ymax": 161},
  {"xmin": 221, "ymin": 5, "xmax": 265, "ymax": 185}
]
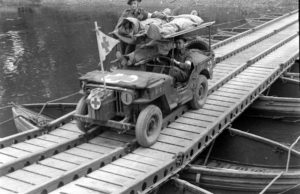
[
  {"xmin": 0, "ymin": 105, "xmax": 12, "ymax": 111},
  {"xmin": 0, "ymin": 91, "xmax": 80, "ymax": 127},
  {"xmin": 203, "ymin": 140, "xmax": 215, "ymax": 166},
  {"xmin": 36, "ymin": 91, "xmax": 80, "ymax": 122},
  {"xmin": 0, "ymin": 115, "xmax": 21, "ymax": 126},
  {"xmin": 0, "ymin": 104, "xmax": 41, "ymax": 127},
  {"xmin": 259, "ymin": 171, "xmax": 284, "ymax": 194},
  {"xmin": 278, "ymin": 183, "xmax": 300, "ymax": 194},
  {"xmin": 286, "ymin": 136, "xmax": 300, "ymax": 172}
]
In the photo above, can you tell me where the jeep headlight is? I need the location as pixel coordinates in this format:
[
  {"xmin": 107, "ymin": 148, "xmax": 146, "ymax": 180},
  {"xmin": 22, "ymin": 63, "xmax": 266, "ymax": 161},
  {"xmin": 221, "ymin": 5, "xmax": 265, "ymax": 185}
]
[{"xmin": 121, "ymin": 90, "xmax": 135, "ymax": 105}]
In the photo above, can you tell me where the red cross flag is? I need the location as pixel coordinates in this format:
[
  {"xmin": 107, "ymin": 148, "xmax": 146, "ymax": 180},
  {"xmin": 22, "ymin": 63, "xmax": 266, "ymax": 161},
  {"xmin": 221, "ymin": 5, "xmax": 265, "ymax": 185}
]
[{"xmin": 95, "ymin": 22, "xmax": 119, "ymax": 63}]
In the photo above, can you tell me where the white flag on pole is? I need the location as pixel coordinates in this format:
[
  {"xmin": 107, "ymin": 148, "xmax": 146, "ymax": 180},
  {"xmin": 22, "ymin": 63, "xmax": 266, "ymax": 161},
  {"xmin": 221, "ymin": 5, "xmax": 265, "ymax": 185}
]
[{"xmin": 95, "ymin": 25, "xmax": 119, "ymax": 62}]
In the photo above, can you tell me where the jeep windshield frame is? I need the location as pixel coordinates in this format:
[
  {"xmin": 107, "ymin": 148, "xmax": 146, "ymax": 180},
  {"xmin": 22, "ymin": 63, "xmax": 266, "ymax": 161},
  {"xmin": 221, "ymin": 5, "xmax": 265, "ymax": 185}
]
[{"xmin": 162, "ymin": 21, "xmax": 215, "ymax": 53}]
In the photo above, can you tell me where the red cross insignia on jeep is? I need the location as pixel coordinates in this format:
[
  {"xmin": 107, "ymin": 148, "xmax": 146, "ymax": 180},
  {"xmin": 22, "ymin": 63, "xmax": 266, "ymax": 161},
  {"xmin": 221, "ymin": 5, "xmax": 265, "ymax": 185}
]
[
  {"xmin": 104, "ymin": 73, "xmax": 138, "ymax": 83},
  {"xmin": 90, "ymin": 96, "xmax": 101, "ymax": 110}
]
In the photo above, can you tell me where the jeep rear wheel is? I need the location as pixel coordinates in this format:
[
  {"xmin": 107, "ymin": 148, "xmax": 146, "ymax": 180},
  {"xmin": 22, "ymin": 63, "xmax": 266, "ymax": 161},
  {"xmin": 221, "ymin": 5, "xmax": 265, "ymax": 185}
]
[
  {"xmin": 75, "ymin": 97, "xmax": 89, "ymax": 133},
  {"xmin": 135, "ymin": 105, "xmax": 163, "ymax": 147},
  {"xmin": 189, "ymin": 75, "xmax": 208, "ymax": 109}
]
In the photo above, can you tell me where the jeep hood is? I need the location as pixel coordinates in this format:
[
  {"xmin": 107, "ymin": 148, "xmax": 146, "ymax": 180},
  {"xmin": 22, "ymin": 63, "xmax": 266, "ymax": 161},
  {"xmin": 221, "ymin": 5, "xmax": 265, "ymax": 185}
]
[{"xmin": 80, "ymin": 70, "xmax": 171, "ymax": 89}]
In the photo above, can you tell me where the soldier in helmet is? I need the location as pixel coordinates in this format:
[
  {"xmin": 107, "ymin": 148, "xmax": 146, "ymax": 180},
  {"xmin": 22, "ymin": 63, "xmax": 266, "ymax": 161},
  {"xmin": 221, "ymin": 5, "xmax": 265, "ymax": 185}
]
[{"xmin": 120, "ymin": 0, "xmax": 151, "ymax": 22}]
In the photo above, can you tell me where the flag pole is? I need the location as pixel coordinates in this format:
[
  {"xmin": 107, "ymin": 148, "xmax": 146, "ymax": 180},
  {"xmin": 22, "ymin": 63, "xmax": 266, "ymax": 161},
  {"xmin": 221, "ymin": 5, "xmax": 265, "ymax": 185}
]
[{"xmin": 94, "ymin": 21, "xmax": 107, "ymax": 90}]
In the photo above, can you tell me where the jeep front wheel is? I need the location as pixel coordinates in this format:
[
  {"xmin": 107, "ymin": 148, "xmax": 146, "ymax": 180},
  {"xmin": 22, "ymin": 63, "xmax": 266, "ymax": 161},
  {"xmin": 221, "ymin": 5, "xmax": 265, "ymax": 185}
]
[
  {"xmin": 75, "ymin": 97, "xmax": 89, "ymax": 133},
  {"xmin": 135, "ymin": 105, "xmax": 163, "ymax": 147},
  {"xmin": 189, "ymin": 74, "xmax": 208, "ymax": 109}
]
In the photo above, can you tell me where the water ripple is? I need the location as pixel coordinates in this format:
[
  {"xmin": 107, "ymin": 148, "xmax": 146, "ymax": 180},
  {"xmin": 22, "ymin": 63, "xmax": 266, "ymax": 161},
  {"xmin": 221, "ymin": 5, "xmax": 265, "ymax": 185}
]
[{"xmin": 2, "ymin": 30, "xmax": 24, "ymax": 75}]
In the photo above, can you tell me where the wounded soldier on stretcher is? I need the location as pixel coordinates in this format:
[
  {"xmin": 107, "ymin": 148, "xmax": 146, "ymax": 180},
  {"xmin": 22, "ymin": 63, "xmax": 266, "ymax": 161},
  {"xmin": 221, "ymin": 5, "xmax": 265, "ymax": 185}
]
[
  {"xmin": 112, "ymin": 9, "xmax": 203, "ymax": 43},
  {"xmin": 147, "ymin": 10, "xmax": 203, "ymax": 40}
]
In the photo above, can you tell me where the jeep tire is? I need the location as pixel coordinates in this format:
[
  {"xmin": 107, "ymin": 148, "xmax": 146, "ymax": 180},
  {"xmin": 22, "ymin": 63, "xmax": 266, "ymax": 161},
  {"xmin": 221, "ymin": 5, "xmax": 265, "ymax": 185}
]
[
  {"xmin": 136, "ymin": 105, "xmax": 163, "ymax": 147},
  {"xmin": 75, "ymin": 97, "xmax": 89, "ymax": 133},
  {"xmin": 189, "ymin": 74, "xmax": 208, "ymax": 109}
]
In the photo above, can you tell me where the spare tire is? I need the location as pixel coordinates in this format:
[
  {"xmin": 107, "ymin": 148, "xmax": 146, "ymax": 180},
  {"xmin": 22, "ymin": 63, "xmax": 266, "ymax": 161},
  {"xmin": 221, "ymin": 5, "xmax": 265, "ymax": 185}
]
[{"xmin": 186, "ymin": 38, "xmax": 210, "ymax": 52}]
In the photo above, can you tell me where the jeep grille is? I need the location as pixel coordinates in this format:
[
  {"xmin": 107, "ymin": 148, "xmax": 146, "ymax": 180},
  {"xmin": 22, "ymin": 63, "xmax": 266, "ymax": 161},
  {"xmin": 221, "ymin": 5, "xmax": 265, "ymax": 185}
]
[{"xmin": 115, "ymin": 91, "xmax": 124, "ymax": 114}]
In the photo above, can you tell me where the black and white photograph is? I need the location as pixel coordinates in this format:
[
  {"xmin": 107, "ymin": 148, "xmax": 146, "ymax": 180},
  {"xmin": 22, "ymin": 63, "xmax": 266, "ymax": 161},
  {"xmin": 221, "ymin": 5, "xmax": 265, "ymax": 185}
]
[{"xmin": 0, "ymin": 0, "xmax": 299, "ymax": 193}]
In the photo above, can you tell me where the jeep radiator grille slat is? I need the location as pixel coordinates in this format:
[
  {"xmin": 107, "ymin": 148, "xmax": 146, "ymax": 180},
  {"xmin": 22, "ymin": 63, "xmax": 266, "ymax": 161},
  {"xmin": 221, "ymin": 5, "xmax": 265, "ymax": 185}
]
[{"xmin": 115, "ymin": 91, "xmax": 124, "ymax": 114}]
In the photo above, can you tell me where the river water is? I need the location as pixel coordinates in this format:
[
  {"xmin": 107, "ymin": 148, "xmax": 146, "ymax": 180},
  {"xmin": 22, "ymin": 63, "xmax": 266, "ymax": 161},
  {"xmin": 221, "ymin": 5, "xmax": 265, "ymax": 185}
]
[{"xmin": 0, "ymin": 0, "xmax": 298, "ymax": 137}]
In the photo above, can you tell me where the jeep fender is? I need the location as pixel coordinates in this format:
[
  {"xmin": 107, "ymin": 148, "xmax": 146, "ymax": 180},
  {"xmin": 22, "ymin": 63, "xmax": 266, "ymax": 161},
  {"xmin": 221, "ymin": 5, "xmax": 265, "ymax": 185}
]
[{"xmin": 200, "ymin": 69, "xmax": 211, "ymax": 79}]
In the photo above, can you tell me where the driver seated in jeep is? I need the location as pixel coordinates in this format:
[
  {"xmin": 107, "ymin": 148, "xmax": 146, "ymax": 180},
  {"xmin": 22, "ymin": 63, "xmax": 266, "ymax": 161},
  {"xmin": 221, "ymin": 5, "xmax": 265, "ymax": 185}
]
[
  {"xmin": 168, "ymin": 36, "xmax": 192, "ymax": 83},
  {"xmin": 114, "ymin": 36, "xmax": 192, "ymax": 84}
]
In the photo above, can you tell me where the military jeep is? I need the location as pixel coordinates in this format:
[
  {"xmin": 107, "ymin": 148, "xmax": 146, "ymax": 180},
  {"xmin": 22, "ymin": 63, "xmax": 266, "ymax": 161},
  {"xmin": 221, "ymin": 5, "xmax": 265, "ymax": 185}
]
[{"xmin": 75, "ymin": 22, "xmax": 215, "ymax": 147}]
